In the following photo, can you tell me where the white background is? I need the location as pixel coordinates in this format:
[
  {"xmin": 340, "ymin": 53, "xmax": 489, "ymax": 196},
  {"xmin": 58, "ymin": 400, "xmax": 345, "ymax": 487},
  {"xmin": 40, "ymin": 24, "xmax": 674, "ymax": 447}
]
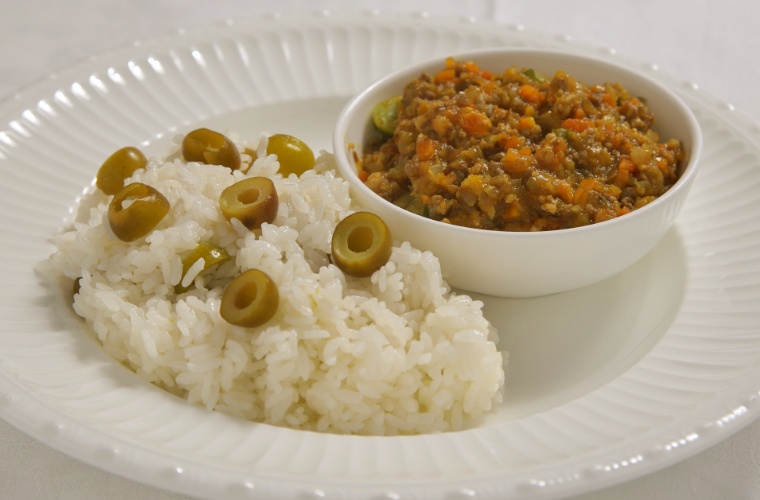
[{"xmin": 2, "ymin": 1, "xmax": 759, "ymax": 498}]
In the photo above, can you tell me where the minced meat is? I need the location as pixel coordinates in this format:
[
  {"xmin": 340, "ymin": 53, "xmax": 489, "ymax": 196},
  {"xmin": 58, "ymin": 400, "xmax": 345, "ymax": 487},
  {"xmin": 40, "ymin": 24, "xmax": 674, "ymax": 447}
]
[{"xmin": 360, "ymin": 58, "xmax": 686, "ymax": 231}]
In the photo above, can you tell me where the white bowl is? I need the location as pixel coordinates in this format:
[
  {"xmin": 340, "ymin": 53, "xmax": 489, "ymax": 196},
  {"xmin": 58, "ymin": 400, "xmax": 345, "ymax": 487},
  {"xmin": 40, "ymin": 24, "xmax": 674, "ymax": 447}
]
[{"xmin": 333, "ymin": 48, "xmax": 702, "ymax": 298}]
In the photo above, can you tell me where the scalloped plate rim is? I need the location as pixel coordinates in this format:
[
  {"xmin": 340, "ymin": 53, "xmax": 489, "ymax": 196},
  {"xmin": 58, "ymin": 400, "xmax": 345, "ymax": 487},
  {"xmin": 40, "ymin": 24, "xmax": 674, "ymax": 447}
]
[{"xmin": 1, "ymin": 11, "xmax": 760, "ymax": 500}]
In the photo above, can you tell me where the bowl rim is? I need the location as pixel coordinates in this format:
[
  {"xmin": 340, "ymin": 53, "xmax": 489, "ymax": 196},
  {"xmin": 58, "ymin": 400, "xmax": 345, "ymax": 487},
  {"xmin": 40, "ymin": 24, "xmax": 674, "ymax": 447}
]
[{"xmin": 333, "ymin": 47, "xmax": 704, "ymax": 240}]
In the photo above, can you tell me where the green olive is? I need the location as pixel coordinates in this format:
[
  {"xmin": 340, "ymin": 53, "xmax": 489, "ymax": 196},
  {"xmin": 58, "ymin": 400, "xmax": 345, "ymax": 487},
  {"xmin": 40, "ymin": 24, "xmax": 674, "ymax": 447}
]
[
  {"xmin": 219, "ymin": 176, "xmax": 278, "ymax": 230},
  {"xmin": 267, "ymin": 134, "xmax": 315, "ymax": 177},
  {"xmin": 175, "ymin": 241, "xmax": 231, "ymax": 293},
  {"xmin": 331, "ymin": 212, "xmax": 392, "ymax": 277},
  {"xmin": 182, "ymin": 128, "xmax": 241, "ymax": 170},
  {"xmin": 220, "ymin": 269, "xmax": 279, "ymax": 327},
  {"xmin": 371, "ymin": 96, "xmax": 402, "ymax": 135},
  {"xmin": 96, "ymin": 146, "xmax": 148, "ymax": 195},
  {"xmin": 108, "ymin": 182, "xmax": 170, "ymax": 242}
]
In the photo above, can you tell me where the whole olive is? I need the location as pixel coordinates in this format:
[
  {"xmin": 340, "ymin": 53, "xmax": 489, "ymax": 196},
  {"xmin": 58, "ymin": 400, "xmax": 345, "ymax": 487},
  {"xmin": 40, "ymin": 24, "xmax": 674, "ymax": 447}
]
[
  {"xmin": 96, "ymin": 146, "xmax": 148, "ymax": 195},
  {"xmin": 219, "ymin": 176, "xmax": 278, "ymax": 230},
  {"xmin": 267, "ymin": 134, "xmax": 315, "ymax": 177},
  {"xmin": 331, "ymin": 212, "xmax": 392, "ymax": 277},
  {"xmin": 175, "ymin": 241, "xmax": 231, "ymax": 293},
  {"xmin": 220, "ymin": 268, "xmax": 279, "ymax": 327},
  {"xmin": 181, "ymin": 128, "xmax": 241, "ymax": 170},
  {"xmin": 108, "ymin": 182, "xmax": 170, "ymax": 242}
]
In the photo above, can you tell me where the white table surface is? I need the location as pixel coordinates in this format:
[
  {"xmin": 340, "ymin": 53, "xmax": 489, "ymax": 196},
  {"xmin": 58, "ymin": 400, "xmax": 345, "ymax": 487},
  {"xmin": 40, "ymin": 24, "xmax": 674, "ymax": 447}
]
[{"xmin": 2, "ymin": 1, "xmax": 759, "ymax": 498}]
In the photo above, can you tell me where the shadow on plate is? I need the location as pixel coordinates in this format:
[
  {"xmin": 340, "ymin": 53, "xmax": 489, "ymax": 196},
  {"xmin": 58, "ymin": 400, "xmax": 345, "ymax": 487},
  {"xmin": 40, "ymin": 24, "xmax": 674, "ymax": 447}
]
[{"xmin": 470, "ymin": 225, "xmax": 688, "ymax": 424}]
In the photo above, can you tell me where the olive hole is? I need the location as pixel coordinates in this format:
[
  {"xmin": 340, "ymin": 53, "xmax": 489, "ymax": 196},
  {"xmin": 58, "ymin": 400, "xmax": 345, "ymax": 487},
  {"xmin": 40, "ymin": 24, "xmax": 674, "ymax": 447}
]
[
  {"xmin": 234, "ymin": 282, "xmax": 258, "ymax": 309},
  {"xmin": 347, "ymin": 226, "xmax": 374, "ymax": 253},
  {"xmin": 117, "ymin": 195, "xmax": 141, "ymax": 211},
  {"xmin": 237, "ymin": 187, "xmax": 262, "ymax": 205}
]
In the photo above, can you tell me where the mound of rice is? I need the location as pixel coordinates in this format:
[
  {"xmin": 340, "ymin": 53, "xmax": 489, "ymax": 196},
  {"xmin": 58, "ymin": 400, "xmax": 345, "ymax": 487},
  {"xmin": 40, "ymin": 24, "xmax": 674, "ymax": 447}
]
[{"xmin": 46, "ymin": 134, "xmax": 506, "ymax": 435}]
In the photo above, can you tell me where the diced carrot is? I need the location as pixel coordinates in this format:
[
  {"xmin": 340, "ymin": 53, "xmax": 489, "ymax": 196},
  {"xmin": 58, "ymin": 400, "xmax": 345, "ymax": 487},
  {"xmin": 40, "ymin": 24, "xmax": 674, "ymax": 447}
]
[
  {"xmin": 573, "ymin": 177, "xmax": 601, "ymax": 205},
  {"xmin": 614, "ymin": 158, "xmax": 635, "ymax": 187},
  {"xmin": 480, "ymin": 70, "xmax": 494, "ymax": 80},
  {"xmin": 617, "ymin": 206, "xmax": 632, "ymax": 216},
  {"xmin": 503, "ymin": 148, "xmax": 519, "ymax": 163},
  {"xmin": 657, "ymin": 158, "xmax": 669, "ymax": 174},
  {"xmin": 358, "ymin": 169, "xmax": 369, "ymax": 182},
  {"xmin": 572, "ymin": 108, "xmax": 586, "ymax": 119},
  {"xmin": 416, "ymin": 136, "xmax": 436, "ymax": 161},
  {"xmin": 500, "ymin": 203, "xmax": 523, "ymax": 220},
  {"xmin": 463, "ymin": 61, "xmax": 481, "ymax": 74},
  {"xmin": 607, "ymin": 184, "xmax": 622, "ymax": 198},
  {"xmin": 458, "ymin": 108, "xmax": 492, "ymax": 137},
  {"xmin": 561, "ymin": 118, "xmax": 593, "ymax": 132},
  {"xmin": 609, "ymin": 133, "xmax": 624, "ymax": 151},
  {"xmin": 518, "ymin": 146, "xmax": 532, "ymax": 156},
  {"xmin": 615, "ymin": 170, "xmax": 629, "ymax": 187},
  {"xmin": 518, "ymin": 84, "xmax": 544, "ymax": 106},
  {"xmin": 594, "ymin": 209, "xmax": 615, "ymax": 223},
  {"xmin": 516, "ymin": 116, "xmax": 536, "ymax": 132},
  {"xmin": 502, "ymin": 135, "xmax": 523, "ymax": 150},
  {"xmin": 620, "ymin": 158, "xmax": 636, "ymax": 172},
  {"xmin": 555, "ymin": 181, "xmax": 574, "ymax": 203},
  {"xmin": 501, "ymin": 148, "xmax": 531, "ymax": 178},
  {"xmin": 434, "ymin": 68, "xmax": 457, "ymax": 84}
]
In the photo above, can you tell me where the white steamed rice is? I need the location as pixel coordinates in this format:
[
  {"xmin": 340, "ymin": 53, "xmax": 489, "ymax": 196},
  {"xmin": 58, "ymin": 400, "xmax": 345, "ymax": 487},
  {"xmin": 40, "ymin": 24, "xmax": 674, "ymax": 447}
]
[{"xmin": 46, "ymin": 133, "xmax": 506, "ymax": 435}]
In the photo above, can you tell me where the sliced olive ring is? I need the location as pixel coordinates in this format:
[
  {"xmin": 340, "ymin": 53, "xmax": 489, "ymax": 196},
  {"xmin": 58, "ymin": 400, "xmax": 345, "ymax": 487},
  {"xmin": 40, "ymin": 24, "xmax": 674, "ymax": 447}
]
[
  {"xmin": 108, "ymin": 182, "xmax": 170, "ymax": 242},
  {"xmin": 219, "ymin": 176, "xmax": 278, "ymax": 230},
  {"xmin": 175, "ymin": 241, "xmax": 231, "ymax": 293},
  {"xmin": 181, "ymin": 128, "xmax": 241, "ymax": 170},
  {"xmin": 267, "ymin": 134, "xmax": 315, "ymax": 177},
  {"xmin": 331, "ymin": 212, "xmax": 392, "ymax": 278},
  {"xmin": 220, "ymin": 269, "xmax": 279, "ymax": 327},
  {"xmin": 96, "ymin": 146, "xmax": 148, "ymax": 195}
]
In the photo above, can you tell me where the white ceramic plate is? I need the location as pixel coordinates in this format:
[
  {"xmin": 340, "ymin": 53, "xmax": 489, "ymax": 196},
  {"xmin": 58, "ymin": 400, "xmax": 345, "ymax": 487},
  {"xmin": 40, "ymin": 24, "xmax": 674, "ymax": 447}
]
[{"xmin": 2, "ymin": 12, "xmax": 760, "ymax": 500}]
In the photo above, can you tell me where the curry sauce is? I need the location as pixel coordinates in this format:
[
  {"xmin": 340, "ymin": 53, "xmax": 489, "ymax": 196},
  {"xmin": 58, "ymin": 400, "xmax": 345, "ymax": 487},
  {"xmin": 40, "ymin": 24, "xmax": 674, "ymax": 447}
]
[{"xmin": 361, "ymin": 58, "xmax": 685, "ymax": 231}]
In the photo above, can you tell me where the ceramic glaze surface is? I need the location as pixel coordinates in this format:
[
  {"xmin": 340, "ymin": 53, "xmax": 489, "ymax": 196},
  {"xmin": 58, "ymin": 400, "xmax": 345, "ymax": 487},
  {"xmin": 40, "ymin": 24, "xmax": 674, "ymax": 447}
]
[{"xmin": 1, "ymin": 13, "xmax": 759, "ymax": 500}]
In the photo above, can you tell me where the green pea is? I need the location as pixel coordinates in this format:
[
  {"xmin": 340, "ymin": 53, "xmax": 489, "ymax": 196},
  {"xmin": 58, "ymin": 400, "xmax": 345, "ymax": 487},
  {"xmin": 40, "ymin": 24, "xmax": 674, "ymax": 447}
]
[
  {"xmin": 267, "ymin": 134, "xmax": 315, "ymax": 177},
  {"xmin": 96, "ymin": 146, "xmax": 147, "ymax": 195},
  {"xmin": 371, "ymin": 96, "xmax": 402, "ymax": 135},
  {"xmin": 182, "ymin": 128, "xmax": 241, "ymax": 170},
  {"xmin": 220, "ymin": 269, "xmax": 279, "ymax": 327},
  {"xmin": 331, "ymin": 212, "xmax": 393, "ymax": 277},
  {"xmin": 108, "ymin": 182, "xmax": 170, "ymax": 242}
]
